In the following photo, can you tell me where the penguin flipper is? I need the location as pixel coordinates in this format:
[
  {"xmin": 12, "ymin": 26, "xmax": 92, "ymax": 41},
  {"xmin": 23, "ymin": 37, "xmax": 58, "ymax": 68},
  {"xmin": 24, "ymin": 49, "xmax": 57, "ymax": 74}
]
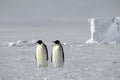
[
  {"xmin": 44, "ymin": 44, "xmax": 49, "ymax": 61},
  {"xmin": 51, "ymin": 53, "xmax": 52, "ymax": 62},
  {"xmin": 61, "ymin": 45, "xmax": 65, "ymax": 62},
  {"xmin": 62, "ymin": 51, "xmax": 64, "ymax": 62}
]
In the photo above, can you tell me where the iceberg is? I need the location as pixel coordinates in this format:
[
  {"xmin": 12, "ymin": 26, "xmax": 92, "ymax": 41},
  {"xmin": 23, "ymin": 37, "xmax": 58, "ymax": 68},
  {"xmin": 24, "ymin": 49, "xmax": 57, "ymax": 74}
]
[{"xmin": 86, "ymin": 17, "xmax": 120, "ymax": 44}]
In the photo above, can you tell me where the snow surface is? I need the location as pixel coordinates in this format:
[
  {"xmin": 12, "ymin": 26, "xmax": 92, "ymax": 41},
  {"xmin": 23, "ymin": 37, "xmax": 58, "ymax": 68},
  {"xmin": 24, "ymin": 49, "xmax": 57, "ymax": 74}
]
[
  {"xmin": 0, "ymin": 0, "xmax": 120, "ymax": 80},
  {"xmin": 0, "ymin": 17, "xmax": 120, "ymax": 79},
  {"xmin": 86, "ymin": 17, "xmax": 120, "ymax": 44},
  {"xmin": 0, "ymin": 41, "xmax": 120, "ymax": 80},
  {"xmin": 3, "ymin": 40, "xmax": 37, "ymax": 47}
]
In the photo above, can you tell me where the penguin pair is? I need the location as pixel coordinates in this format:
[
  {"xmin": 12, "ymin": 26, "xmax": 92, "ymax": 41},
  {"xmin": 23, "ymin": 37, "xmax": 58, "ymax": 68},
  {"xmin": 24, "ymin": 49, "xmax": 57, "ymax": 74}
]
[{"xmin": 35, "ymin": 40, "xmax": 64, "ymax": 68}]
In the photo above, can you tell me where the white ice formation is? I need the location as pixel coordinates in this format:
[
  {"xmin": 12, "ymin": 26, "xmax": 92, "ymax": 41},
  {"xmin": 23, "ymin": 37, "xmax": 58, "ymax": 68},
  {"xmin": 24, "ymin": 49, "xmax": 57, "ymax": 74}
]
[
  {"xmin": 4, "ymin": 40, "xmax": 37, "ymax": 47},
  {"xmin": 86, "ymin": 17, "xmax": 120, "ymax": 44}
]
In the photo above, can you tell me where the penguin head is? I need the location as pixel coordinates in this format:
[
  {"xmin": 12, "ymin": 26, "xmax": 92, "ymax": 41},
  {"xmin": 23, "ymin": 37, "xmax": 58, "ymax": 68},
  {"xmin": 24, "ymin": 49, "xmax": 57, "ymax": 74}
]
[
  {"xmin": 36, "ymin": 40, "xmax": 43, "ymax": 44},
  {"xmin": 53, "ymin": 40, "xmax": 60, "ymax": 44}
]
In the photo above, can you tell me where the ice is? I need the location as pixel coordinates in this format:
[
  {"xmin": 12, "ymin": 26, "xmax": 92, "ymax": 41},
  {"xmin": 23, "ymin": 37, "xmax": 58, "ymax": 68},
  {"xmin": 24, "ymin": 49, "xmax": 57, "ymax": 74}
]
[
  {"xmin": 2, "ymin": 40, "xmax": 37, "ymax": 47},
  {"xmin": 0, "ymin": 0, "xmax": 120, "ymax": 79},
  {"xmin": 63, "ymin": 43, "xmax": 67, "ymax": 46},
  {"xmin": 0, "ymin": 40, "xmax": 84, "ymax": 48},
  {"xmin": 86, "ymin": 17, "xmax": 120, "ymax": 44},
  {"xmin": 0, "ymin": 44, "xmax": 120, "ymax": 80},
  {"xmin": 8, "ymin": 42, "xmax": 16, "ymax": 47},
  {"xmin": 0, "ymin": 31, "xmax": 120, "ymax": 80}
]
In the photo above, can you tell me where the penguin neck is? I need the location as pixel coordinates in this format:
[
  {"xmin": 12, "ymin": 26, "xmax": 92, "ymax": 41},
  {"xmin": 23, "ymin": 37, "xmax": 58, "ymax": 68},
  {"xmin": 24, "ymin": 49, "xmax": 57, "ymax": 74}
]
[
  {"xmin": 55, "ymin": 44, "xmax": 60, "ymax": 46},
  {"xmin": 54, "ymin": 44, "xmax": 61, "ymax": 48},
  {"xmin": 37, "ymin": 44, "xmax": 44, "ymax": 48}
]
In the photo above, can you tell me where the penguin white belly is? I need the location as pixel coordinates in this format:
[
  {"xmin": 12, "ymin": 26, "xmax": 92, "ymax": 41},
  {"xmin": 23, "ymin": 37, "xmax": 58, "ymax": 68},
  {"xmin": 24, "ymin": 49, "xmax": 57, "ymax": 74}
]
[
  {"xmin": 36, "ymin": 45, "xmax": 48, "ymax": 67},
  {"xmin": 52, "ymin": 46, "xmax": 63, "ymax": 68}
]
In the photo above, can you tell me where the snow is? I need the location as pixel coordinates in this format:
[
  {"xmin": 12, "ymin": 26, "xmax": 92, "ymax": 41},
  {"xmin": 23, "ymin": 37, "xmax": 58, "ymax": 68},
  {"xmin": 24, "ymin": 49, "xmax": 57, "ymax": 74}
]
[
  {"xmin": 0, "ymin": 16, "xmax": 120, "ymax": 80},
  {"xmin": 0, "ymin": 43, "xmax": 120, "ymax": 80},
  {"xmin": 0, "ymin": 18, "xmax": 120, "ymax": 80},
  {"xmin": 0, "ymin": 0, "xmax": 120, "ymax": 80},
  {"xmin": 2, "ymin": 40, "xmax": 37, "ymax": 47},
  {"xmin": 86, "ymin": 17, "xmax": 120, "ymax": 44}
]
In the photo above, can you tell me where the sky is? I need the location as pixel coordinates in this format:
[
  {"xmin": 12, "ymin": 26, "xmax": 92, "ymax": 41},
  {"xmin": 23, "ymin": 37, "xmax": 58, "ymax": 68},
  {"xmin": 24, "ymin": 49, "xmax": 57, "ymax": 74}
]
[{"xmin": 0, "ymin": 0, "xmax": 120, "ymax": 28}]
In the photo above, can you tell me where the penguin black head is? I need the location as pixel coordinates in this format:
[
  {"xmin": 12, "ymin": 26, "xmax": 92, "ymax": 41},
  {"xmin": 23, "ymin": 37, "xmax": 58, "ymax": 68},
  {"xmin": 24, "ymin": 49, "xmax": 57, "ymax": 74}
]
[
  {"xmin": 36, "ymin": 40, "xmax": 43, "ymax": 44},
  {"xmin": 53, "ymin": 40, "xmax": 60, "ymax": 44}
]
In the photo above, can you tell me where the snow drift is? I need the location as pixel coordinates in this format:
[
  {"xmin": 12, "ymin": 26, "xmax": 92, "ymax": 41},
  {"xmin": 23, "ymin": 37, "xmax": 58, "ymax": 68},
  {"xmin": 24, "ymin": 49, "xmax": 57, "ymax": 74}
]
[
  {"xmin": 86, "ymin": 17, "xmax": 120, "ymax": 44},
  {"xmin": 0, "ymin": 40, "xmax": 84, "ymax": 47},
  {"xmin": 3, "ymin": 40, "xmax": 37, "ymax": 47}
]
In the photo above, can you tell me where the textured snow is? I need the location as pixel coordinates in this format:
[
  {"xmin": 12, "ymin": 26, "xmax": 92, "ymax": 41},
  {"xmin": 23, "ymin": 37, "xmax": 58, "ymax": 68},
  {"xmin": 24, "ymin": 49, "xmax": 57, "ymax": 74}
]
[
  {"xmin": 0, "ymin": 0, "xmax": 120, "ymax": 79},
  {"xmin": 0, "ymin": 16, "xmax": 120, "ymax": 79},
  {"xmin": 86, "ymin": 17, "xmax": 120, "ymax": 44},
  {"xmin": 1, "ymin": 40, "xmax": 84, "ymax": 48},
  {"xmin": 0, "ymin": 17, "xmax": 120, "ymax": 79},
  {"xmin": 2, "ymin": 40, "xmax": 37, "ymax": 47},
  {"xmin": 0, "ymin": 43, "xmax": 120, "ymax": 80}
]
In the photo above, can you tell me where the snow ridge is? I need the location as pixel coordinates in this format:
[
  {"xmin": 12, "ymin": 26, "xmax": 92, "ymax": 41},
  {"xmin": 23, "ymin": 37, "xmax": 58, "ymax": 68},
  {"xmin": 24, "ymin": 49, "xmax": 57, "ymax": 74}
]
[{"xmin": 0, "ymin": 40, "xmax": 85, "ymax": 47}]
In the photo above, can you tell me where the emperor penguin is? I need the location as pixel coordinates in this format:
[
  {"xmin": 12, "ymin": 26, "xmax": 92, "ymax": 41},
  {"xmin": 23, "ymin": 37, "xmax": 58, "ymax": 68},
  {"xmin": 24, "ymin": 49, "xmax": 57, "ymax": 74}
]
[
  {"xmin": 51, "ymin": 40, "xmax": 64, "ymax": 68},
  {"xmin": 35, "ymin": 40, "xmax": 48, "ymax": 68}
]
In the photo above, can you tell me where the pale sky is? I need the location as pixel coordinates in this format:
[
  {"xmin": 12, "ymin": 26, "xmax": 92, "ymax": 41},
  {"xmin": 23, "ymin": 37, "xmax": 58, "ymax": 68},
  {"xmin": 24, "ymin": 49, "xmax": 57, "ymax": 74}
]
[{"xmin": 0, "ymin": 0, "xmax": 120, "ymax": 27}]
